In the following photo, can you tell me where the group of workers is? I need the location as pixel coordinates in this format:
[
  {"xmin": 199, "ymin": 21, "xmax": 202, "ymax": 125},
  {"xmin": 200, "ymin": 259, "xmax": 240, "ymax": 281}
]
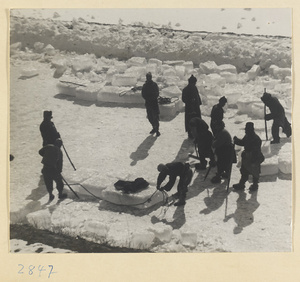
[
  {"xmin": 38, "ymin": 72, "xmax": 291, "ymax": 206},
  {"xmin": 143, "ymin": 73, "xmax": 291, "ymax": 206}
]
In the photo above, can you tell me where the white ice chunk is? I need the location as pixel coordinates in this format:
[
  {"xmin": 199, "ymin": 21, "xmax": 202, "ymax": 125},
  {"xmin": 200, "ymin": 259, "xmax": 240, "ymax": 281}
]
[
  {"xmin": 26, "ymin": 210, "xmax": 52, "ymax": 230},
  {"xmin": 216, "ymin": 64, "xmax": 237, "ymax": 74},
  {"xmin": 43, "ymin": 44, "xmax": 56, "ymax": 56},
  {"xmin": 260, "ymin": 155, "xmax": 279, "ymax": 176},
  {"xmin": 220, "ymin": 71, "xmax": 237, "ymax": 83},
  {"xmin": 278, "ymin": 153, "xmax": 292, "ymax": 174},
  {"xmin": 148, "ymin": 223, "xmax": 173, "ymax": 243},
  {"xmin": 247, "ymin": 65, "xmax": 261, "ymax": 80},
  {"xmin": 148, "ymin": 58, "xmax": 163, "ymax": 67},
  {"xmin": 175, "ymin": 65, "xmax": 186, "ymax": 79},
  {"xmin": 125, "ymin": 66, "xmax": 147, "ymax": 79},
  {"xmin": 111, "ymin": 74, "xmax": 138, "ymax": 86},
  {"xmin": 261, "ymin": 140, "xmax": 272, "ymax": 158},
  {"xmin": 224, "ymin": 89, "xmax": 241, "ymax": 107},
  {"xmin": 20, "ymin": 66, "xmax": 39, "ymax": 78},
  {"xmin": 161, "ymin": 85, "xmax": 182, "ymax": 98},
  {"xmin": 113, "ymin": 61, "xmax": 128, "ymax": 73},
  {"xmin": 127, "ymin": 56, "xmax": 147, "ymax": 66},
  {"xmin": 76, "ymin": 83, "xmax": 103, "ymax": 102},
  {"xmin": 83, "ymin": 220, "xmax": 109, "ymax": 239},
  {"xmin": 204, "ymin": 73, "xmax": 226, "ymax": 87},
  {"xmin": 199, "ymin": 61, "xmax": 218, "ymax": 74},
  {"xmin": 163, "ymin": 67, "xmax": 177, "ymax": 77},
  {"xmin": 183, "ymin": 61, "xmax": 194, "ymax": 73},
  {"xmin": 180, "ymin": 231, "xmax": 197, "ymax": 248},
  {"xmin": 130, "ymin": 232, "xmax": 155, "ymax": 250},
  {"xmin": 251, "ymin": 103, "xmax": 264, "ymax": 119}
]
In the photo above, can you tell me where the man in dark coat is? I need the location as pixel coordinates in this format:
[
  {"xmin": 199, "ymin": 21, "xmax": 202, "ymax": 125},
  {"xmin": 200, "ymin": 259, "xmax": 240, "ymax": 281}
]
[
  {"xmin": 142, "ymin": 72, "xmax": 160, "ymax": 137},
  {"xmin": 39, "ymin": 138, "xmax": 67, "ymax": 201},
  {"xmin": 189, "ymin": 117, "xmax": 216, "ymax": 170},
  {"xmin": 261, "ymin": 92, "xmax": 291, "ymax": 144},
  {"xmin": 211, "ymin": 121, "xmax": 236, "ymax": 184},
  {"xmin": 233, "ymin": 122, "xmax": 265, "ymax": 192},
  {"xmin": 157, "ymin": 162, "xmax": 193, "ymax": 206},
  {"xmin": 182, "ymin": 75, "xmax": 202, "ymax": 139},
  {"xmin": 210, "ymin": 96, "xmax": 227, "ymax": 137},
  {"xmin": 40, "ymin": 111, "xmax": 61, "ymax": 146}
]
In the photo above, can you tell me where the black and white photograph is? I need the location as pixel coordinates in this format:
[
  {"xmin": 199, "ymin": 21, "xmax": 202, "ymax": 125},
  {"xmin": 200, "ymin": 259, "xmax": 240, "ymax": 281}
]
[{"xmin": 9, "ymin": 8, "xmax": 292, "ymax": 254}]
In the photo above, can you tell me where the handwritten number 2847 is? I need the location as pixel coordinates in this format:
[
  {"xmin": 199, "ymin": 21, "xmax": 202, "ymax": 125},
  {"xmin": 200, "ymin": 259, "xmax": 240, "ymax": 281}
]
[{"xmin": 18, "ymin": 264, "xmax": 56, "ymax": 278}]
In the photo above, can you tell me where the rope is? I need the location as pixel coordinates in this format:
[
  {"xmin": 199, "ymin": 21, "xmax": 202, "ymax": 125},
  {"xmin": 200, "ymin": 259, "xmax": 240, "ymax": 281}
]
[{"xmin": 67, "ymin": 182, "xmax": 164, "ymax": 208}]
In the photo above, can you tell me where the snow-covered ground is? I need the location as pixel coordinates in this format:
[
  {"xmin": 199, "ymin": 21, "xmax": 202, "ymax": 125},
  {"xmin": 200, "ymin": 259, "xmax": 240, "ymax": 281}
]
[{"xmin": 9, "ymin": 14, "xmax": 292, "ymax": 253}]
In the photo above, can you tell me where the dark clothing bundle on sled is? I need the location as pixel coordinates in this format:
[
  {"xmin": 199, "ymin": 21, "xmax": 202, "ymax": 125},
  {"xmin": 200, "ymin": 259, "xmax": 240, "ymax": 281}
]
[{"xmin": 114, "ymin": 178, "xmax": 149, "ymax": 194}]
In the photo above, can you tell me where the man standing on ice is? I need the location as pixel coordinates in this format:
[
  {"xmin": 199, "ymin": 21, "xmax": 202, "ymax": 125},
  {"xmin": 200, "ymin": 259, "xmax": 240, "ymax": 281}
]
[
  {"xmin": 39, "ymin": 138, "xmax": 67, "ymax": 201},
  {"xmin": 261, "ymin": 92, "xmax": 292, "ymax": 144},
  {"xmin": 182, "ymin": 74, "xmax": 202, "ymax": 139},
  {"xmin": 232, "ymin": 122, "xmax": 264, "ymax": 192},
  {"xmin": 210, "ymin": 96, "xmax": 227, "ymax": 137},
  {"xmin": 211, "ymin": 121, "xmax": 236, "ymax": 184},
  {"xmin": 141, "ymin": 72, "xmax": 160, "ymax": 137},
  {"xmin": 156, "ymin": 162, "xmax": 193, "ymax": 206},
  {"xmin": 40, "ymin": 110, "xmax": 61, "ymax": 146}
]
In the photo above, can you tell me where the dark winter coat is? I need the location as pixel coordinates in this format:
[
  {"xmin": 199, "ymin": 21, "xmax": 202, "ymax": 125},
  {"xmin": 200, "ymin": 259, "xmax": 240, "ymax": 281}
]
[
  {"xmin": 40, "ymin": 120, "xmax": 60, "ymax": 146},
  {"xmin": 262, "ymin": 94, "xmax": 285, "ymax": 124},
  {"xmin": 190, "ymin": 117, "xmax": 213, "ymax": 158},
  {"xmin": 39, "ymin": 144, "xmax": 63, "ymax": 174},
  {"xmin": 234, "ymin": 132, "xmax": 264, "ymax": 178},
  {"xmin": 182, "ymin": 84, "xmax": 202, "ymax": 132},
  {"xmin": 142, "ymin": 80, "xmax": 159, "ymax": 112},
  {"xmin": 157, "ymin": 162, "xmax": 190, "ymax": 192}
]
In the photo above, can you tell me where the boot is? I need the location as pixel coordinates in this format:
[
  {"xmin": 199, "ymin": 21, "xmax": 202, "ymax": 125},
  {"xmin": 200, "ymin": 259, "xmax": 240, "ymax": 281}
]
[
  {"xmin": 211, "ymin": 174, "xmax": 221, "ymax": 184},
  {"xmin": 149, "ymin": 128, "xmax": 156, "ymax": 134},
  {"xmin": 49, "ymin": 193, "xmax": 55, "ymax": 202},
  {"xmin": 58, "ymin": 192, "xmax": 67, "ymax": 200},
  {"xmin": 232, "ymin": 183, "xmax": 245, "ymax": 190},
  {"xmin": 271, "ymin": 138, "xmax": 280, "ymax": 144},
  {"xmin": 156, "ymin": 130, "xmax": 161, "ymax": 137}
]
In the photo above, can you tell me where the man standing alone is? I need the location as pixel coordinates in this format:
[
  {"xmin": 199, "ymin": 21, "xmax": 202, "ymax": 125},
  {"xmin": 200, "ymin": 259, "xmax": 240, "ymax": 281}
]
[
  {"xmin": 142, "ymin": 72, "xmax": 160, "ymax": 137},
  {"xmin": 39, "ymin": 138, "xmax": 67, "ymax": 201},
  {"xmin": 182, "ymin": 75, "xmax": 202, "ymax": 139}
]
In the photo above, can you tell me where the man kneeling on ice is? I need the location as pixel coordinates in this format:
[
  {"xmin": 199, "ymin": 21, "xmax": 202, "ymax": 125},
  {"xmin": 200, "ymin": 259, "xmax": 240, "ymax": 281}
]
[
  {"xmin": 39, "ymin": 138, "xmax": 67, "ymax": 202},
  {"xmin": 156, "ymin": 162, "xmax": 193, "ymax": 206}
]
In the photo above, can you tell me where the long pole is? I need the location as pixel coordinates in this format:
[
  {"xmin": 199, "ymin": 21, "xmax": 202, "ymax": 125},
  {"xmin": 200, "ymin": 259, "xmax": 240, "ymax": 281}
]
[
  {"xmin": 61, "ymin": 174, "xmax": 80, "ymax": 198},
  {"xmin": 264, "ymin": 88, "xmax": 268, "ymax": 141},
  {"xmin": 62, "ymin": 144, "xmax": 76, "ymax": 171}
]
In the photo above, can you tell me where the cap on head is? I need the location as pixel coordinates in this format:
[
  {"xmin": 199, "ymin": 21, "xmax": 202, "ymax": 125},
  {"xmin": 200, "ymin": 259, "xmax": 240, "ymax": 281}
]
[
  {"xmin": 245, "ymin": 122, "xmax": 254, "ymax": 131},
  {"xmin": 157, "ymin": 163, "xmax": 166, "ymax": 172},
  {"xmin": 188, "ymin": 74, "xmax": 197, "ymax": 84},
  {"xmin": 43, "ymin": 110, "xmax": 52, "ymax": 119},
  {"xmin": 219, "ymin": 96, "xmax": 227, "ymax": 105},
  {"xmin": 146, "ymin": 72, "xmax": 152, "ymax": 79}
]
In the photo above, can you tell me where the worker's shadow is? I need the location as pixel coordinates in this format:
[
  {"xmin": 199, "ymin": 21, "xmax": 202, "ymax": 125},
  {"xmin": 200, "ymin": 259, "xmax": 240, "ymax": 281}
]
[
  {"xmin": 199, "ymin": 183, "xmax": 228, "ymax": 215},
  {"xmin": 172, "ymin": 138, "xmax": 195, "ymax": 163},
  {"xmin": 186, "ymin": 171, "xmax": 216, "ymax": 201},
  {"xmin": 25, "ymin": 175, "xmax": 48, "ymax": 201},
  {"xmin": 151, "ymin": 206, "xmax": 186, "ymax": 230},
  {"xmin": 224, "ymin": 190, "xmax": 260, "ymax": 234},
  {"xmin": 130, "ymin": 135, "xmax": 157, "ymax": 166}
]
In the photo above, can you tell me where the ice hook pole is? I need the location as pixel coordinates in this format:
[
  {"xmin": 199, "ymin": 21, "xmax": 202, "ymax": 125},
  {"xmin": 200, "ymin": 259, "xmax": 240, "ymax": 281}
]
[
  {"xmin": 61, "ymin": 174, "xmax": 80, "ymax": 199},
  {"xmin": 62, "ymin": 143, "xmax": 77, "ymax": 171},
  {"xmin": 264, "ymin": 88, "xmax": 268, "ymax": 141}
]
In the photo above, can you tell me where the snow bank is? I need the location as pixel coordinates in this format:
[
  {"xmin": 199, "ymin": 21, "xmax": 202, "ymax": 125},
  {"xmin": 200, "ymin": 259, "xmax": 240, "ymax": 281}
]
[{"xmin": 10, "ymin": 16, "xmax": 291, "ymax": 73}]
